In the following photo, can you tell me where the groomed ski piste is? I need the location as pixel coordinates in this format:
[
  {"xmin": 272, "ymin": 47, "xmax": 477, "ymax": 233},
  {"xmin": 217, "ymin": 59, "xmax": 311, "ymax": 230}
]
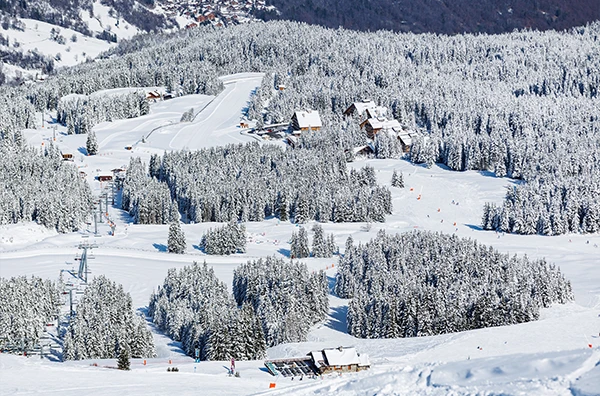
[{"xmin": 1, "ymin": 73, "xmax": 599, "ymax": 396}]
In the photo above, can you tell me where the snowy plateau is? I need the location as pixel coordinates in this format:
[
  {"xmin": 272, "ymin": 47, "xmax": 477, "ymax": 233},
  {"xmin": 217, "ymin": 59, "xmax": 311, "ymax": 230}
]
[{"xmin": 1, "ymin": 26, "xmax": 600, "ymax": 395}]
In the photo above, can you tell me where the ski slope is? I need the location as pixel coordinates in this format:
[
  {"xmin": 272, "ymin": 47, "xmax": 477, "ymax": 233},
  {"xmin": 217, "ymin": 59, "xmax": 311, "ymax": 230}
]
[{"xmin": 2, "ymin": 73, "xmax": 600, "ymax": 395}]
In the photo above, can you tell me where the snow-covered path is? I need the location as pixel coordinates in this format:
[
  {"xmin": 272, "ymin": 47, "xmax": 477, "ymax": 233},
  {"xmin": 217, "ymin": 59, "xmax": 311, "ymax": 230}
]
[{"xmin": 169, "ymin": 73, "xmax": 264, "ymax": 150}]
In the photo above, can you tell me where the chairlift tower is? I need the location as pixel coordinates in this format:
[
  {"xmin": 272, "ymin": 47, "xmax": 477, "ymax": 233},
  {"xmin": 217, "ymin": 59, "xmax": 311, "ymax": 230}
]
[{"xmin": 75, "ymin": 236, "xmax": 97, "ymax": 284}]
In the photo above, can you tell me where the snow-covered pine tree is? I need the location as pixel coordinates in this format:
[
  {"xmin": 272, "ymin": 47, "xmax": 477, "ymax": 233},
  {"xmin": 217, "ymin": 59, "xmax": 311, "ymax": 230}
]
[
  {"xmin": 290, "ymin": 227, "xmax": 310, "ymax": 258},
  {"xmin": 278, "ymin": 193, "xmax": 288, "ymax": 222},
  {"xmin": 180, "ymin": 108, "xmax": 195, "ymax": 122},
  {"xmin": 86, "ymin": 130, "xmax": 98, "ymax": 155},
  {"xmin": 391, "ymin": 169, "xmax": 404, "ymax": 188},
  {"xmin": 0, "ymin": 276, "xmax": 60, "ymax": 353},
  {"xmin": 311, "ymin": 223, "xmax": 326, "ymax": 257},
  {"xmin": 117, "ymin": 344, "xmax": 131, "ymax": 370},
  {"xmin": 168, "ymin": 221, "xmax": 186, "ymax": 254},
  {"xmin": 232, "ymin": 256, "xmax": 328, "ymax": 347}
]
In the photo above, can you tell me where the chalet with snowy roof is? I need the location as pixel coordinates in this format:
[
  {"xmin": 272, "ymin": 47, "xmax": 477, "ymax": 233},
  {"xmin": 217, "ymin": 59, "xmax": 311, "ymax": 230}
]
[
  {"xmin": 310, "ymin": 347, "xmax": 370, "ymax": 374},
  {"xmin": 97, "ymin": 175, "xmax": 113, "ymax": 182},
  {"xmin": 291, "ymin": 110, "xmax": 322, "ymax": 134},
  {"xmin": 344, "ymin": 100, "xmax": 387, "ymax": 121},
  {"xmin": 361, "ymin": 117, "xmax": 401, "ymax": 139},
  {"xmin": 351, "ymin": 144, "xmax": 374, "ymax": 156},
  {"xmin": 264, "ymin": 347, "xmax": 370, "ymax": 377},
  {"xmin": 397, "ymin": 130, "xmax": 414, "ymax": 152},
  {"xmin": 146, "ymin": 91, "xmax": 161, "ymax": 102}
]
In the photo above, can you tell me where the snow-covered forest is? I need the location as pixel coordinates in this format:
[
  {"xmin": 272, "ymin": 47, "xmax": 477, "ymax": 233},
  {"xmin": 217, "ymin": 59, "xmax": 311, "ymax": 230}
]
[
  {"xmin": 0, "ymin": 21, "xmax": 596, "ymax": 234},
  {"xmin": 0, "ymin": 139, "xmax": 92, "ymax": 231},
  {"xmin": 337, "ymin": 230, "xmax": 574, "ymax": 338},
  {"xmin": 63, "ymin": 275, "xmax": 155, "ymax": 360},
  {"xmin": 56, "ymin": 91, "xmax": 149, "ymax": 135},
  {"xmin": 148, "ymin": 262, "xmax": 266, "ymax": 361},
  {"xmin": 200, "ymin": 221, "xmax": 247, "ymax": 255},
  {"xmin": 125, "ymin": 144, "xmax": 392, "ymax": 224},
  {"xmin": 0, "ymin": 276, "xmax": 60, "ymax": 351},
  {"xmin": 233, "ymin": 257, "xmax": 329, "ymax": 347},
  {"xmin": 289, "ymin": 224, "xmax": 337, "ymax": 258},
  {"xmin": 149, "ymin": 258, "xmax": 327, "ymax": 361},
  {"xmin": 122, "ymin": 156, "xmax": 174, "ymax": 225}
]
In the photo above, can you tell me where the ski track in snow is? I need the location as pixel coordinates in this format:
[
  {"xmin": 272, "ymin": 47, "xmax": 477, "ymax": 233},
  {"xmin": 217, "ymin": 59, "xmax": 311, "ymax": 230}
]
[{"xmin": 2, "ymin": 73, "xmax": 600, "ymax": 395}]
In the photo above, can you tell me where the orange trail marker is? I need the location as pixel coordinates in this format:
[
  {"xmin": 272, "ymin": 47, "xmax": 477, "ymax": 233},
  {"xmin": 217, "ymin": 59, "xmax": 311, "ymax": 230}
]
[{"xmin": 269, "ymin": 383, "xmax": 276, "ymax": 388}]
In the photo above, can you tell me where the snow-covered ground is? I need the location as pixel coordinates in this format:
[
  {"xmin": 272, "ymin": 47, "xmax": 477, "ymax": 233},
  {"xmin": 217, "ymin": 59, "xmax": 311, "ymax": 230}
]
[
  {"xmin": 0, "ymin": 2, "xmax": 143, "ymax": 82},
  {"xmin": 0, "ymin": 17, "xmax": 116, "ymax": 73},
  {"xmin": 1, "ymin": 73, "xmax": 599, "ymax": 395}
]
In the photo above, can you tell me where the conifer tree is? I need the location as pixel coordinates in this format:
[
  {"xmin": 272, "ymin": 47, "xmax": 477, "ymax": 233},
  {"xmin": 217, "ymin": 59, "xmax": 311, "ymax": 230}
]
[
  {"xmin": 278, "ymin": 194, "xmax": 288, "ymax": 222},
  {"xmin": 391, "ymin": 169, "xmax": 404, "ymax": 188},
  {"xmin": 168, "ymin": 221, "xmax": 186, "ymax": 254},
  {"xmin": 117, "ymin": 344, "xmax": 131, "ymax": 371},
  {"xmin": 311, "ymin": 223, "xmax": 326, "ymax": 257},
  {"xmin": 290, "ymin": 227, "xmax": 309, "ymax": 258}
]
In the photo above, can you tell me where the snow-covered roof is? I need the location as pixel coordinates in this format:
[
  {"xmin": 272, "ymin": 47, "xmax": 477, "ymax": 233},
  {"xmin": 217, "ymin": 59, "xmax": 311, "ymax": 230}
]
[
  {"xmin": 323, "ymin": 347, "xmax": 361, "ymax": 366},
  {"xmin": 381, "ymin": 119, "xmax": 401, "ymax": 131},
  {"xmin": 352, "ymin": 145, "xmax": 372, "ymax": 154},
  {"xmin": 347, "ymin": 100, "xmax": 388, "ymax": 119},
  {"xmin": 365, "ymin": 106, "xmax": 387, "ymax": 119},
  {"xmin": 398, "ymin": 132, "xmax": 413, "ymax": 146},
  {"xmin": 309, "ymin": 351, "xmax": 325, "ymax": 368},
  {"xmin": 352, "ymin": 100, "xmax": 377, "ymax": 115},
  {"xmin": 366, "ymin": 118, "xmax": 383, "ymax": 129},
  {"xmin": 358, "ymin": 353, "xmax": 371, "ymax": 367},
  {"xmin": 293, "ymin": 110, "xmax": 322, "ymax": 129}
]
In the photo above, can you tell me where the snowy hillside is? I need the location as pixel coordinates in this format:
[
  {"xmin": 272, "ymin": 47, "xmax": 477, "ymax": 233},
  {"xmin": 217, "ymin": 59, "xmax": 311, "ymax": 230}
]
[
  {"xmin": 1, "ymin": 67, "xmax": 599, "ymax": 395},
  {"xmin": 0, "ymin": 0, "xmax": 162, "ymax": 83},
  {"xmin": 0, "ymin": 18, "xmax": 117, "ymax": 82}
]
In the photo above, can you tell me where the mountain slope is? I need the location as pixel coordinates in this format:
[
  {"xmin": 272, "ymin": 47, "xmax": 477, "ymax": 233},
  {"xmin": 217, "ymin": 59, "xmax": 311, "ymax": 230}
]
[{"xmin": 257, "ymin": 0, "xmax": 600, "ymax": 34}]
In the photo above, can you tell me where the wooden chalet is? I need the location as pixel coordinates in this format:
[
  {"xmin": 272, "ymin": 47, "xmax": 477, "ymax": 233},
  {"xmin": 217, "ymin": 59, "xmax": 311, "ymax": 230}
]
[
  {"xmin": 240, "ymin": 121, "xmax": 249, "ymax": 128},
  {"xmin": 264, "ymin": 347, "xmax": 370, "ymax": 378},
  {"xmin": 146, "ymin": 91, "xmax": 161, "ymax": 101},
  {"xmin": 352, "ymin": 144, "xmax": 374, "ymax": 156},
  {"xmin": 309, "ymin": 347, "xmax": 370, "ymax": 374},
  {"xmin": 61, "ymin": 153, "xmax": 73, "ymax": 160},
  {"xmin": 344, "ymin": 100, "xmax": 387, "ymax": 120},
  {"xmin": 97, "ymin": 175, "xmax": 113, "ymax": 182},
  {"xmin": 361, "ymin": 117, "xmax": 401, "ymax": 139},
  {"xmin": 397, "ymin": 131, "xmax": 414, "ymax": 152},
  {"xmin": 291, "ymin": 110, "xmax": 322, "ymax": 134}
]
